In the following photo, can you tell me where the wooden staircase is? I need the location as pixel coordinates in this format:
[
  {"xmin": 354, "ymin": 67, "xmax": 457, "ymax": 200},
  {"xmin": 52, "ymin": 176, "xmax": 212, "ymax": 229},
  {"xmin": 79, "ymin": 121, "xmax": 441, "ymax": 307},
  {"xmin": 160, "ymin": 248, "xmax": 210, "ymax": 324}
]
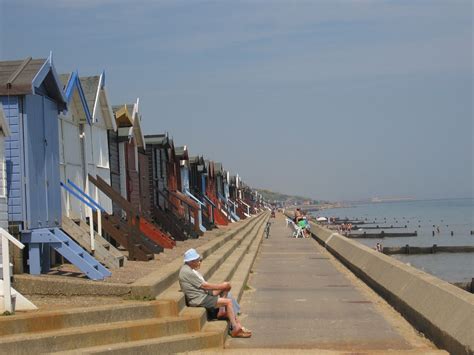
[
  {"xmin": 62, "ymin": 216, "xmax": 125, "ymax": 269},
  {"xmin": 97, "ymin": 212, "xmax": 155, "ymax": 261},
  {"xmin": 88, "ymin": 174, "xmax": 175, "ymax": 256},
  {"xmin": 22, "ymin": 228, "xmax": 111, "ymax": 281}
]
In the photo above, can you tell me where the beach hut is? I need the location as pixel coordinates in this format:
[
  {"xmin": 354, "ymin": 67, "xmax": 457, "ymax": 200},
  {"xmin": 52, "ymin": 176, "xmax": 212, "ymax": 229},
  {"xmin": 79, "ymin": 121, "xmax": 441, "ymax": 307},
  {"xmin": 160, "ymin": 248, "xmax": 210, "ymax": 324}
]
[
  {"xmin": 0, "ymin": 56, "xmax": 110, "ymax": 280},
  {"xmin": 81, "ymin": 73, "xmax": 116, "ymax": 215},
  {"xmin": 205, "ymin": 161, "xmax": 229, "ymax": 226},
  {"xmin": 175, "ymin": 146, "xmax": 205, "ymax": 233},
  {"xmin": 58, "ymin": 71, "xmax": 124, "ymax": 269},
  {"xmin": 113, "ymin": 100, "xmax": 145, "ymax": 212},
  {"xmin": 143, "ymin": 135, "xmax": 202, "ymax": 240},
  {"xmin": 58, "ymin": 71, "xmax": 92, "ymax": 220},
  {"xmin": 144, "ymin": 134, "xmax": 170, "ymax": 212},
  {"xmin": 164, "ymin": 142, "xmax": 201, "ymax": 237},
  {"xmin": 189, "ymin": 156, "xmax": 216, "ymax": 229}
]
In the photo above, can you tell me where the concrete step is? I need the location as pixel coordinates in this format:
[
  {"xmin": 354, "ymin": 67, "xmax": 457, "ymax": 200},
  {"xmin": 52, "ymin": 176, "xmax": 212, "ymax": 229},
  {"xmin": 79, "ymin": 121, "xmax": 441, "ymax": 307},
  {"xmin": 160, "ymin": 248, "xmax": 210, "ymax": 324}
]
[
  {"xmin": 149, "ymin": 213, "xmax": 268, "ymax": 353},
  {"xmin": 0, "ymin": 300, "xmax": 176, "ymax": 338},
  {"xmin": 130, "ymin": 212, "xmax": 267, "ymax": 299},
  {"xmin": 209, "ymin": 213, "xmax": 267, "ymax": 301},
  {"xmin": 0, "ymin": 212, "xmax": 268, "ymax": 355},
  {"xmin": 0, "ymin": 307, "xmax": 206, "ymax": 354},
  {"xmin": 50, "ymin": 321, "xmax": 228, "ymax": 354},
  {"xmin": 157, "ymin": 213, "xmax": 268, "ymax": 313}
]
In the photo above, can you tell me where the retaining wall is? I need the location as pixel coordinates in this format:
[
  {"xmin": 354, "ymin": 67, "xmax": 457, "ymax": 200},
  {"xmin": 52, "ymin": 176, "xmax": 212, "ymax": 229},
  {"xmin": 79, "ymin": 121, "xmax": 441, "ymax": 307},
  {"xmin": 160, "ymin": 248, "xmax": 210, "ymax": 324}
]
[{"xmin": 310, "ymin": 222, "xmax": 474, "ymax": 355}]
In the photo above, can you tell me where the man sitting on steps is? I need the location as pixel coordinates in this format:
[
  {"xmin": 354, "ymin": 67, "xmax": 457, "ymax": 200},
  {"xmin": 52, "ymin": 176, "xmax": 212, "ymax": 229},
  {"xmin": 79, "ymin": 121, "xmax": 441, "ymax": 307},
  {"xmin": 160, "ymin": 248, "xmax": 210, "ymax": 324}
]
[{"xmin": 178, "ymin": 248, "xmax": 252, "ymax": 338}]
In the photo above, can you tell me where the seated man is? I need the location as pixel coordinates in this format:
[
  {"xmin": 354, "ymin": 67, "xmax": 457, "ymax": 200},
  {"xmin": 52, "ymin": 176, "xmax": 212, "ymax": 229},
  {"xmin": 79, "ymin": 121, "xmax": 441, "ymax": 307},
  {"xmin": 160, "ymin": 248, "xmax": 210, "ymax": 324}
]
[{"xmin": 178, "ymin": 248, "xmax": 251, "ymax": 338}]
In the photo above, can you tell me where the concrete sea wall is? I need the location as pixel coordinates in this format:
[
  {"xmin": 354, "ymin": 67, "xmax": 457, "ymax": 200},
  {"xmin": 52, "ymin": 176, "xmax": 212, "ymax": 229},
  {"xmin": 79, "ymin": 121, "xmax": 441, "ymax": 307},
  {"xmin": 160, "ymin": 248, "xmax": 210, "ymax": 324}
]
[{"xmin": 310, "ymin": 222, "xmax": 474, "ymax": 355}]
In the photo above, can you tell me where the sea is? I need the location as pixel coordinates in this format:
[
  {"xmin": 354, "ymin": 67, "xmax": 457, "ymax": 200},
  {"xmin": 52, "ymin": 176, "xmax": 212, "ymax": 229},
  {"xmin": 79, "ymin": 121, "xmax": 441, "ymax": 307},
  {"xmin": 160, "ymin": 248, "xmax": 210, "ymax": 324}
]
[{"xmin": 312, "ymin": 198, "xmax": 474, "ymax": 283}]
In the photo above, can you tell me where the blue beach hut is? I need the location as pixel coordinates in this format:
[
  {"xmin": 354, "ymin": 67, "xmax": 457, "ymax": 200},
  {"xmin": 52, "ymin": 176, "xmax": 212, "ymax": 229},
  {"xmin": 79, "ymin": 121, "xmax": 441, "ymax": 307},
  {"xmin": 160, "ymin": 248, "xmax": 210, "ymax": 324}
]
[{"xmin": 0, "ymin": 55, "xmax": 110, "ymax": 280}]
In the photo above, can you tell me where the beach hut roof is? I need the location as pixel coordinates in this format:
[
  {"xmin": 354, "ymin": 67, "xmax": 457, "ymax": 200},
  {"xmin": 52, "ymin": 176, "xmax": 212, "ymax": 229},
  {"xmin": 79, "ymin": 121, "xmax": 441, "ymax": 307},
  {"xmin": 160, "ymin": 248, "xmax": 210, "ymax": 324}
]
[
  {"xmin": 0, "ymin": 55, "xmax": 67, "ymax": 110},
  {"xmin": 145, "ymin": 134, "xmax": 170, "ymax": 147},
  {"xmin": 0, "ymin": 103, "xmax": 11, "ymax": 137},
  {"xmin": 113, "ymin": 100, "xmax": 145, "ymax": 149},
  {"xmin": 113, "ymin": 104, "xmax": 133, "ymax": 127},
  {"xmin": 60, "ymin": 72, "xmax": 92, "ymax": 125},
  {"xmin": 81, "ymin": 72, "xmax": 117, "ymax": 131},
  {"xmin": 131, "ymin": 99, "xmax": 145, "ymax": 149},
  {"xmin": 175, "ymin": 145, "xmax": 188, "ymax": 160}
]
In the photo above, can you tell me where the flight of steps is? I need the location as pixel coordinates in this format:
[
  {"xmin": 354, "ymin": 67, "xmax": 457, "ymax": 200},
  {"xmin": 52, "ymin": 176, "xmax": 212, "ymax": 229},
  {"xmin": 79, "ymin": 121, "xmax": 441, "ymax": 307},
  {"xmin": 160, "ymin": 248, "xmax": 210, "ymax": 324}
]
[
  {"xmin": 62, "ymin": 216, "xmax": 125, "ymax": 269},
  {"xmin": 0, "ymin": 213, "xmax": 268, "ymax": 354}
]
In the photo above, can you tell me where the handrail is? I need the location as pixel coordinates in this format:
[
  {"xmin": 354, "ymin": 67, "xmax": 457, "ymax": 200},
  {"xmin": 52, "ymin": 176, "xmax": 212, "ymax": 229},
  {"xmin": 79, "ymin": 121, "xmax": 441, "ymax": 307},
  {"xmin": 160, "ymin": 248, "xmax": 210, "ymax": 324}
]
[
  {"xmin": 67, "ymin": 179, "xmax": 105, "ymax": 212},
  {"xmin": 60, "ymin": 181, "xmax": 102, "ymax": 251},
  {"xmin": 0, "ymin": 227, "xmax": 24, "ymax": 250},
  {"xmin": 1, "ymin": 227, "xmax": 25, "ymax": 313},
  {"xmin": 184, "ymin": 190, "xmax": 205, "ymax": 207},
  {"xmin": 60, "ymin": 182, "xmax": 100, "ymax": 212},
  {"xmin": 203, "ymin": 195, "xmax": 216, "ymax": 208}
]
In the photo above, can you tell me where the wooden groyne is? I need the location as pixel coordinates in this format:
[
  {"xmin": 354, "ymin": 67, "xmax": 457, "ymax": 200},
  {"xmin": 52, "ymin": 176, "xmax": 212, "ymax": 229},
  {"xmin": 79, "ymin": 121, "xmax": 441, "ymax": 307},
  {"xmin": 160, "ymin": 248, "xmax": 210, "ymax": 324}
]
[
  {"xmin": 355, "ymin": 225, "xmax": 408, "ymax": 230},
  {"xmin": 383, "ymin": 245, "xmax": 474, "ymax": 255},
  {"xmin": 347, "ymin": 231, "xmax": 417, "ymax": 238},
  {"xmin": 333, "ymin": 219, "xmax": 366, "ymax": 224}
]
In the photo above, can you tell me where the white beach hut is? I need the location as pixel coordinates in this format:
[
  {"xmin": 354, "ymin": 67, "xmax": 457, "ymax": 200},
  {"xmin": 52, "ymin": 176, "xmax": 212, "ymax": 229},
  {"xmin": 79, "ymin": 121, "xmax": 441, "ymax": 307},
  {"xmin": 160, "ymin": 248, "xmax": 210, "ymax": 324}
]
[
  {"xmin": 58, "ymin": 72, "xmax": 93, "ymax": 220},
  {"xmin": 81, "ymin": 73, "xmax": 117, "ymax": 214}
]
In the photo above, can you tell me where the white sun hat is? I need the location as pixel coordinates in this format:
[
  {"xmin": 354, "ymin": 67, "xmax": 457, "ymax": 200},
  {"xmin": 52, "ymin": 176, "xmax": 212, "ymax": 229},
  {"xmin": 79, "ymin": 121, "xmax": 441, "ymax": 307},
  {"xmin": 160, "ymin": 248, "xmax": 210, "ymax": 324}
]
[{"xmin": 183, "ymin": 248, "xmax": 201, "ymax": 263}]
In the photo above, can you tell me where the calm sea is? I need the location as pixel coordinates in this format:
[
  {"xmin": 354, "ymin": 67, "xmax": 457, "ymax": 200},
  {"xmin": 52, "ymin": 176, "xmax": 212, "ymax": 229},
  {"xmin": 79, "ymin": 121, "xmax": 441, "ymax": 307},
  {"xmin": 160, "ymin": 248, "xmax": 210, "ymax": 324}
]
[{"xmin": 314, "ymin": 198, "xmax": 474, "ymax": 283}]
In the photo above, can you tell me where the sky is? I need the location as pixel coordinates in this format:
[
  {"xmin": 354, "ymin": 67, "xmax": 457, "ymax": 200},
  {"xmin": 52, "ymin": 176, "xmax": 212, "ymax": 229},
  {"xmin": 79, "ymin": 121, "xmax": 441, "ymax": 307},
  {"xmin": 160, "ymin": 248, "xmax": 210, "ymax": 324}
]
[{"xmin": 0, "ymin": 0, "xmax": 472, "ymax": 201}]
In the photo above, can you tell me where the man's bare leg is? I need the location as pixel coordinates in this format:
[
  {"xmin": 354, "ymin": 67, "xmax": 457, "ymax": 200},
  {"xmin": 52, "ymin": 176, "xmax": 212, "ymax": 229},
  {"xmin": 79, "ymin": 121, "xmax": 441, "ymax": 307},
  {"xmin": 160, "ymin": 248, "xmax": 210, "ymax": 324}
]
[{"xmin": 216, "ymin": 297, "xmax": 240, "ymax": 331}]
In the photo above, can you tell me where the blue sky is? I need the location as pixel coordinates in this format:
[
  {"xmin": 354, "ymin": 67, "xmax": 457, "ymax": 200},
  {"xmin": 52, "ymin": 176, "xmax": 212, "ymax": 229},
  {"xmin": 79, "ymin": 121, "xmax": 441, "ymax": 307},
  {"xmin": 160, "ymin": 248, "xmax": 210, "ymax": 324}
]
[{"xmin": 0, "ymin": 0, "xmax": 472, "ymax": 201}]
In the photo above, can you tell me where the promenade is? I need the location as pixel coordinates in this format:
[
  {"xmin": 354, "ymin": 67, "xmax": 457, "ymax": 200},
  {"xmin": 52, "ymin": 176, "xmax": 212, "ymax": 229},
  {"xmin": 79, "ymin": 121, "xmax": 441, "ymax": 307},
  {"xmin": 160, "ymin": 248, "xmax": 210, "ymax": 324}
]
[{"xmin": 226, "ymin": 214, "xmax": 443, "ymax": 353}]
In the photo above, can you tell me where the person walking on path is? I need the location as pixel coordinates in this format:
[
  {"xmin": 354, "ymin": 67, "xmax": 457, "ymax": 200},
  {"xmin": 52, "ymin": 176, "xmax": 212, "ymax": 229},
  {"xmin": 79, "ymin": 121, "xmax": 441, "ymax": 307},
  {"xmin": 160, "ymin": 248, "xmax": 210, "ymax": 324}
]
[{"xmin": 178, "ymin": 248, "xmax": 251, "ymax": 338}]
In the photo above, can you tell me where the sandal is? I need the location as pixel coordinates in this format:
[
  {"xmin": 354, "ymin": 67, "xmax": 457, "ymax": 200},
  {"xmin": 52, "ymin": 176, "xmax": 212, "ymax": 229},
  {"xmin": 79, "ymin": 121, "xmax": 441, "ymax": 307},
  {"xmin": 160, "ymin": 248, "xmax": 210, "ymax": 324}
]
[{"xmin": 231, "ymin": 328, "xmax": 252, "ymax": 338}]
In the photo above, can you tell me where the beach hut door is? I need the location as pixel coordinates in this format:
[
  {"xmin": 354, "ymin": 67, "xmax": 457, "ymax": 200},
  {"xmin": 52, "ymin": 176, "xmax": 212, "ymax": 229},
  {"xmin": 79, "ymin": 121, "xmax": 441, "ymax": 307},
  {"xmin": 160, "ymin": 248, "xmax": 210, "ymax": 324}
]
[{"xmin": 24, "ymin": 95, "xmax": 61, "ymax": 230}]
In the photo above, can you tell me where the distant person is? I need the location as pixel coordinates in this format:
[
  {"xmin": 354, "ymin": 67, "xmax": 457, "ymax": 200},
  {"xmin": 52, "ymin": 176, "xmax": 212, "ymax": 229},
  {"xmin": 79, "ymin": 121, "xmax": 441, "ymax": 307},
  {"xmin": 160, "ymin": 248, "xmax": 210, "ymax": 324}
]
[
  {"xmin": 374, "ymin": 243, "xmax": 383, "ymax": 252},
  {"xmin": 178, "ymin": 248, "xmax": 251, "ymax": 338},
  {"xmin": 295, "ymin": 208, "xmax": 303, "ymax": 223}
]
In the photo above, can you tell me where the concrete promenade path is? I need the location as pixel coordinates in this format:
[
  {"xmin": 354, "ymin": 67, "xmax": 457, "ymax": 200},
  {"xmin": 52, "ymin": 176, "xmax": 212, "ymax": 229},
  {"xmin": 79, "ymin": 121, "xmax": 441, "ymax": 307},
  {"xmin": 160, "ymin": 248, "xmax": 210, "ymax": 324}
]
[{"xmin": 225, "ymin": 214, "xmax": 443, "ymax": 353}]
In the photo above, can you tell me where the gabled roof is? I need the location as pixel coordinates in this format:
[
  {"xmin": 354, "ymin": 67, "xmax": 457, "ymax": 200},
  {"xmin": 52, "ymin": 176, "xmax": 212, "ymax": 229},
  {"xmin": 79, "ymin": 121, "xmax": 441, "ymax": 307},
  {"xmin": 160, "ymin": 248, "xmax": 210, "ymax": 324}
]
[
  {"xmin": 113, "ymin": 99, "xmax": 145, "ymax": 148},
  {"xmin": 0, "ymin": 103, "xmax": 11, "ymax": 137},
  {"xmin": 131, "ymin": 99, "xmax": 145, "ymax": 149},
  {"xmin": 113, "ymin": 104, "xmax": 133, "ymax": 127},
  {"xmin": 60, "ymin": 71, "xmax": 92, "ymax": 125},
  {"xmin": 175, "ymin": 145, "xmax": 188, "ymax": 160},
  {"xmin": 145, "ymin": 134, "xmax": 170, "ymax": 147},
  {"xmin": 0, "ymin": 55, "xmax": 67, "ymax": 110},
  {"xmin": 81, "ymin": 72, "xmax": 117, "ymax": 131}
]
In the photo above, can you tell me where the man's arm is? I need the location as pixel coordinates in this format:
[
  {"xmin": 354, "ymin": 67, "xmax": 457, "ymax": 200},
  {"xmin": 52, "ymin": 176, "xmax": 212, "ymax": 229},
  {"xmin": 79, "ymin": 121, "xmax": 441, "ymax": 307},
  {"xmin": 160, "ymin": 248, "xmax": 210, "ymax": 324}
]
[{"xmin": 200, "ymin": 281, "xmax": 231, "ymax": 292}]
